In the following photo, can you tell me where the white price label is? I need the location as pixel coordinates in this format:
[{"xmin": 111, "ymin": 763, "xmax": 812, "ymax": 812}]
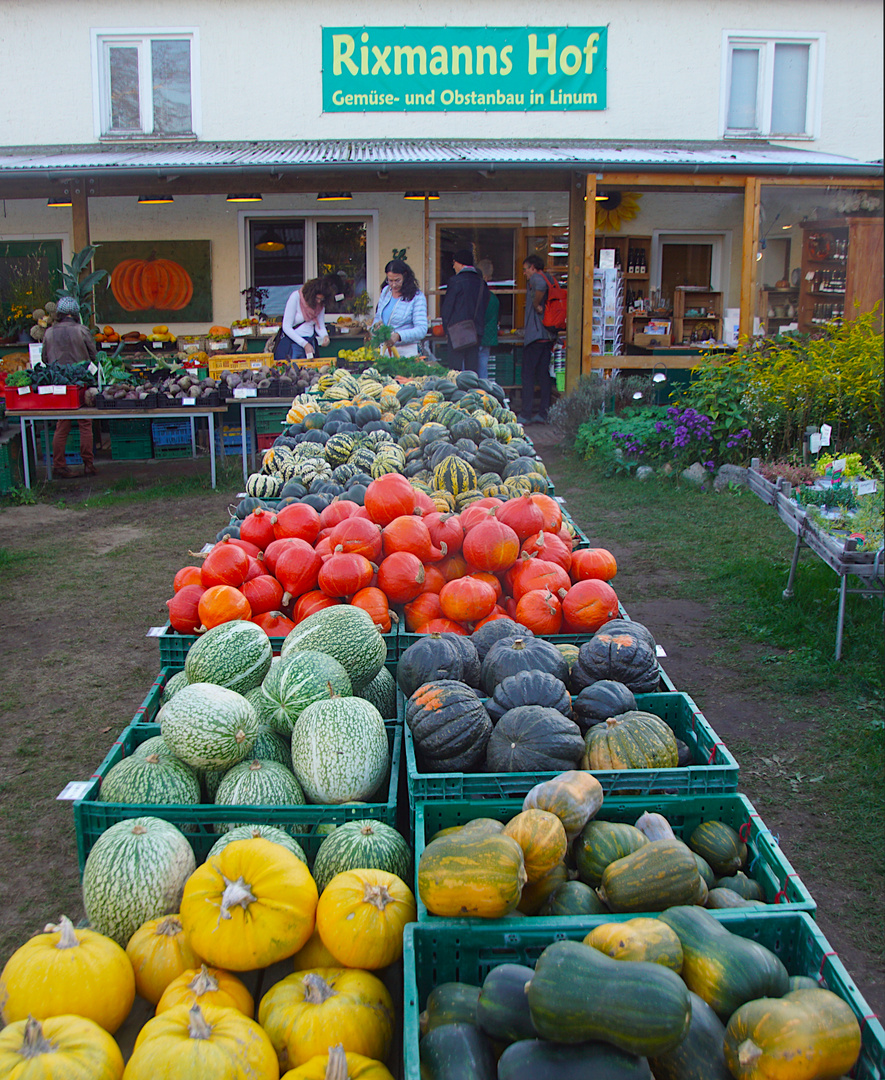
[
  {"xmin": 182, "ymin": 397, "xmax": 196, "ymax": 406},
  {"xmin": 820, "ymin": 424, "xmax": 832, "ymax": 446},
  {"xmin": 51, "ymin": 385, "xmax": 67, "ymax": 395},
  {"xmin": 87, "ymin": 361, "xmax": 98, "ymax": 375},
  {"xmin": 37, "ymin": 386, "xmax": 53, "ymax": 395},
  {"xmin": 210, "ymin": 341, "xmax": 228, "ymax": 350},
  {"xmin": 153, "ymin": 341, "xmax": 163, "ymax": 348},
  {"xmin": 655, "ymin": 645, "xmax": 667, "ymax": 657},
  {"xmin": 856, "ymin": 479, "xmax": 877, "ymax": 496},
  {"xmin": 809, "ymin": 433, "xmax": 822, "ymax": 453},
  {"xmin": 832, "ymin": 458, "xmax": 847, "ymax": 473},
  {"xmin": 233, "ymin": 387, "xmax": 257, "ymax": 398},
  {"xmin": 146, "ymin": 626, "xmax": 168, "ymax": 637},
  {"xmin": 200, "ymin": 542, "xmax": 215, "ymax": 553},
  {"xmin": 250, "ymin": 361, "xmax": 263, "ymax": 369},
  {"xmin": 101, "ymin": 342, "xmax": 114, "ymax": 349},
  {"xmin": 806, "ymin": 270, "xmax": 816, "ymax": 281},
  {"xmin": 17, "ymin": 386, "xmax": 30, "ymax": 395},
  {"xmin": 57, "ymin": 781, "xmax": 92, "ymax": 801},
  {"xmin": 28, "ymin": 344, "xmax": 43, "ymax": 364}
]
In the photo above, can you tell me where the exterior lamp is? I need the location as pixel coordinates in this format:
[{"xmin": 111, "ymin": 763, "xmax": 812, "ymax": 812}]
[
  {"xmin": 227, "ymin": 193, "xmax": 262, "ymax": 202},
  {"xmin": 317, "ymin": 191, "xmax": 352, "ymax": 201}
]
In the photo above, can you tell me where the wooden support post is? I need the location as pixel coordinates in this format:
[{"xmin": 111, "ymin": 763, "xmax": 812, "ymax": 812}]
[
  {"xmin": 740, "ymin": 176, "xmax": 762, "ymax": 342},
  {"xmin": 565, "ymin": 172, "xmax": 586, "ymax": 394},
  {"xmin": 581, "ymin": 173, "xmax": 598, "ymax": 379},
  {"xmin": 71, "ymin": 178, "xmax": 91, "ymax": 254}
]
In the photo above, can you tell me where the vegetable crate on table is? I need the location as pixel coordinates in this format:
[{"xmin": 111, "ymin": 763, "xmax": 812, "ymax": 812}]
[
  {"xmin": 402, "ymin": 913, "xmax": 885, "ymax": 1080},
  {"xmin": 402, "ymin": 691, "xmax": 739, "ymax": 812},
  {"xmin": 72, "ymin": 720, "xmax": 403, "ymax": 872},
  {"xmin": 1, "ymin": 385, "xmax": 86, "ymax": 410},
  {"xmin": 206, "ymin": 353, "xmax": 274, "ymax": 379},
  {"xmin": 413, "ymin": 792, "xmax": 816, "ymax": 923}
]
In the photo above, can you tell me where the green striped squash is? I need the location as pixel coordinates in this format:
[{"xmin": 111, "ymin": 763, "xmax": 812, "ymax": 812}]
[
  {"xmin": 574, "ymin": 820, "xmax": 650, "ymax": 888},
  {"xmin": 356, "ymin": 664, "xmax": 397, "ymax": 720},
  {"xmin": 246, "ymin": 472, "xmax": 282, "ymax": 498},
  {"xmin": 183, "ymin": 620, "xmax": 272, "ymax": 696},
  {"xmin": 250, "ymin": 725, "xmax": 292, "ymax": 768},
  {"xmin": 131, "ymin": 735, "xmax": 177, "ymax": 760},
  {"xmin": 432, "ymin": 455, "xmax": 478, "ymax": 496},
  {"xmin": 213, "ymin": 759, "xmax": 306, "ymax": 833},
  {"xmin": 207, "ymin": 824, "xmax": 307, "ymax": 864},
  {"xmin": 256, "ymin": 649, "xmax": 353, "ymax": 734},
  {"xmin": 159, "ymin": 682, "xmax": 260, "ymax": 768},
  {"xmin": 312, "ymin": 820, "xmax": 412, "ymax": 892},
  {"xmin": 160, "ymin": 670, "xmax": 189, "ymax": 705},
  {"xmin": 81, "ymin": 816, "xmax": 196, "ymax": 947},
  {"xmin": 98, "ymin": 753, "xmax": 201, "ymax": 807},
  {"xmin": 325, "ymin": 432, "xmax": 358, "ymax": 467},
  {"xmin": 290, "ymin": 695, "xmax": 389, "ymax": 804},
  {"xmin": 280, "ymin": 607, "xmax": 386, "ymax": 691}
]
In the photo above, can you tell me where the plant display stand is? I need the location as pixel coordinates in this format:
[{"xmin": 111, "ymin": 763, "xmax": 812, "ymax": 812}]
[{"xmin": 748, "ymin": 460, "xmax": 884, "ymax": 659}]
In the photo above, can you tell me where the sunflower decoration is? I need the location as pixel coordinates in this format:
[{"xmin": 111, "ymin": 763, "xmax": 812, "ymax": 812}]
[{"xmin": 596, "ymin": 191, "xmax": 642, "ymax": 232}]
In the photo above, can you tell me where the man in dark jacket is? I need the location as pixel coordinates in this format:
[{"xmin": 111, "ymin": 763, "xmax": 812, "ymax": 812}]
[
  {"xmin": 440, "ymin": 248, "xmax": 490, "ymax": 373},
  {"xmin": 41, "ymin": 297, "xmax": 98, "ymax": 477}
]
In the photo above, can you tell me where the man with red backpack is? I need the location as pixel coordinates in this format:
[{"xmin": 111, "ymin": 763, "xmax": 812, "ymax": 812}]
[{"xmin": 519, "ymin": 254, "xmax": 562, "ymax": 425}]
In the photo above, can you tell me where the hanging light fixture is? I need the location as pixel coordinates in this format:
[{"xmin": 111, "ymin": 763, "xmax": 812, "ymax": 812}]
[
  {"xmin": 47, "ymin": 193, "xmax": 72, "ymax": 208},
  {"xmin": 226, "ymin": 193, "xmax": 262, "ymax": 202},
  {"xmin": 403, "ymin": 190, "xmax": 439, "ymax": 200},
  {"xmin": 255, "ymin": 228, "xmax": 286, "ymax": 252},
  {"xmin": 137, "ymin": 195, "xmax": 174, "ymax": 204},
  {"xmin": 317, "ymin": 191, "xmax": 352, "ymax": 201}
]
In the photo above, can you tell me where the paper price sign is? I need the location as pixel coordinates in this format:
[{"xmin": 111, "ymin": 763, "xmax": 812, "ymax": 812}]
[
  {"xmin": 182, "ymin": 397, "xmax": 196, "ymax": 406},
  {"xmin": 233, "ymin": 387, "xmax": 257, "ymax": 398},
  {"xmin": 856, "ymin": 479, "xmax": 877, "ymax": 496},
  {"xmin": 820, "ymin": 424, "xmax": 832, "ymax": 446},
  {"xmin": 57, "ymin": 781, "xmax": 92, "ymax": 801},
  {"xmin": 146, "ymin": 626, "xmax": 168, "ymax": 637}
]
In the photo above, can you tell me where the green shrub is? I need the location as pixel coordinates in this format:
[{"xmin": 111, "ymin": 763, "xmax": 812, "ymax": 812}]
[{"xmin": 549, "ymin": 373, "xmax": 656, "ymax": 444}]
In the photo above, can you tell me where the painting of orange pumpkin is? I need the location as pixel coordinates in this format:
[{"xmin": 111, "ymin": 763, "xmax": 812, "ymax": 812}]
[{"xmin": 111, "ymin": 256, "xmax": 194, "ymax": 311}]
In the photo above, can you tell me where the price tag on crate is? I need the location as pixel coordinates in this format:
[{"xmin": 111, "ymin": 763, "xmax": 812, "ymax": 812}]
[
  {"xmin": 182, "ymin": 397, "xmax": 196, "ymax": 406},
  {"xmin": 17, "ymin": 386, "xmax": 29, "ymax": 396},
  {"xmin": 57, "ymin": 781, "xmax": 92, "ymax": 801},
  {"xmin": 655, "ymin": 645, "xmax": 667, "ymax": 657},
  {"xmin": 38, "ymin": 386, "xmax": 53, "ymax": 395},
  {"xmin": 146, "ymin": 626, "xmax": 168, "ymax": 637},
  {"xmin": 51, "ymin": 385, "xmax": 68, "ymax": 395},
  {"xmin": 153, "ymin": 341, "xmax": 163, "ymax": 348},
  {"xmin": 233, "ymin": 387, "xmax": 257, "ymax": 398}
]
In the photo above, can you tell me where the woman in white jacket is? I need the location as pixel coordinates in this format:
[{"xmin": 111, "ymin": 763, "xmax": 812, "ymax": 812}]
[
  {"xmin": 372, "ymin": 260, "xmax": 429, "ymax": 357},
  {"xmin": 279, "ymin": 277, "xmax": 335, "ymax": 360}
]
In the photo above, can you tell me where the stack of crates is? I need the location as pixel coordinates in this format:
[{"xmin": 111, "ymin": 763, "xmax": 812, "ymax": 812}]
[
  {"xmin": 151, "ymin": 419, "xmax": 191, "ymax": 459},
  {"xmin": 39, "ymin": 424, "xmax": 82, "ymax": 465},
  {"xmin": 108, "ymin": 418, "xmax": 152, "ymax": 460},
  {"xmin": 214, "ymin": 423, "xmax": 252, "ymax": 457},
  {"xmin": 494, "ymin": 351, "xmax": 517, "ymax": 386},
  {"xmin": 255, "ymin": 407, "xmax": 290, "ymax": 452}
]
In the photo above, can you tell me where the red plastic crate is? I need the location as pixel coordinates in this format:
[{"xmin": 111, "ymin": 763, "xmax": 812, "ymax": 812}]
[
  {"xmin": 256, "ymin": 432, "xmax": 279, "ymax": 451},
  {"xmin": 3, "ymin": 385, "xmax": 86, "ymax": 411}
]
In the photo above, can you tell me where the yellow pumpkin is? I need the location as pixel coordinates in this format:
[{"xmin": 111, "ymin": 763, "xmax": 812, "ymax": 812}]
[
  {"xmin": 584, "ymin": 918, "xmax": 684, "ymax": 972},
  {"xmin": 503, "ymin": 809, "xmax": 568, "ymax": 883},
  {"xmin": 126, "ymin": 1002, "xmax": 277, "ymax": 1079},
  {"xmin": 125, "ymin": 914, "xmax": 203, "ymax": 1005},
  {"xmin": 0, "ymin": 1015, "xmax": 124, "ymax": 1080},
  {"xmin": 281, "ymin": 1044, "xmax": 394, "ymax": 1079},
  {"xmin": 516, "ymin": 861, "xmax": 570, "ymax": 915},
  {"xmin": 179, "ymin": 837, "xmax": 318, "ymax": 971},
  {"xmin": 418, "ymin": 827, "xmax": 527, "ymax": 918},
  {"xmin": 724, "ymin": 988, "xmax": 862, "ymax": 1080},
  {"xmin": 316, "ymin": 869, "xmax": 416, "ymax": 969},
  {"xmin": 522, "ymin": 770, "xmax": 604, "ymax": 842},
  {"xmin": 291, "ymin": 927, "xmax": 341, "ymax": 971},
  {"xmin": 0, "ymin": 914, "xmax": 135, "ymax": 1034},
  {"xmin": 155, "ymin": 964, "xmax": 254, "ymax": 1018},
  {"xmin": 259, "ymin": 968, "xmax": 394, "ymax": 1072}
]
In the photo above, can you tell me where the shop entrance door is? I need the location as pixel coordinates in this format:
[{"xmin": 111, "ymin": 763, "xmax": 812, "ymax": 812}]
[
  {"xmin": 652, "ymin": 232, "xmax": 728, "ymax": 312},
  {"xmin": 435, "ymin": 223, "xmax": 519, "ymax": 330}
]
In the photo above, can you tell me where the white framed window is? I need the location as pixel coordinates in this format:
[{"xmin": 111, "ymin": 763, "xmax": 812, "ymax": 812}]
[
  {"xmin": 92, "ymin": 28, "xmax": 200, "ymax": 138},
  {"xmin": 721, "ymin": 32, "xmax": 824, "ymax": 139}
]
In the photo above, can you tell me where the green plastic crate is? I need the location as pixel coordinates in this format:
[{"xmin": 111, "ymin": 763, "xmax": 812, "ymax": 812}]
[
  {"xmin": 403, "ymin": 913, "xmax": 884, "ymax": 1080},
  {"xmin": 0, "ymin": 433, "xmax": 23, "ymax": 494},
  {"xmin": 73, "ymin": 720, "xmax": 403, "ymax": 872},
  {"xmin": 403, "ymin": 691, "xmax": 738, "ymax": 808},
  {"xmin": 413, "ymin": 792, "xmax": 816, "ymax": 922},
  {"xmin": 152, "ymin": 444, "xmax": 192, "ymax": 459},
  {"xmin": 255, "ymin": 408, "xmax": 292, "ymax": 433},
  {"xmin": 111, "ymin": 436, "xmax": 153, "ymax": 461},
  {"xmin": 107, "ymin": 419, "xmax": 151, "ymax": 435}
]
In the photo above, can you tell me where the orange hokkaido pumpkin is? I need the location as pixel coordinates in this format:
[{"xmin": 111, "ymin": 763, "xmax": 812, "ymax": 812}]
[
  {"xmin": 173, "ymin": 566, "xmax": 202, "ymax": 592},
  {"xmin": 462, "ymin": 517, "xmax": 520, "ymax": 573},
  {"xmin": 111, "ymin": 256, "xmax": 194, "ymax": 311},
  {"xmin": 529, "ymin": 492, "xmax": 563, "ymax": 533},
  {"xmin": 166, "ymin": 584, "xmax": 207, "ymax": 634},
  {"xmin": 240, "ymin": 574, "xmax": 284, "ymax": 616},
  {"xmin": 381, "ymin": 516, "xmax": 444, "ymax": 561},
  {"xmin": 439, "ymin": 577, "xmax": 497, "ymax": 624},
  {"xmin": 350, "ymin": 586, "xmax": 393, "ymax": 632},
  {"xmin": 561, "ymin": 578, "xmax": 620, "ymax": 633},
  {"xmin": 252, "ymin": 610, "xmax": 296, "ymax": 635},
  {"xmin": 421, "ymin": 617, "xmax": 468, "ymax": 635},
  {"xmin": 571, "ymin": 547, "xmax": 618, "ymax": 582},
  {"xmin": 293, "ymin": 590, "xmax": 340, "ymax": 623},
  {"xmin": 494, "ymin": 494, "xmax": 546, "ymax": 541},
  {"xmin": 515, "ymin": 587, "xmax": 563, "ymax": 634},
  {"xmin": 376, "ymin": 551, "xmax": 426, "ymax": 603},
  {"xmin": 197, "ymin": 585, "xmax": 252, "ymax": 629},
  {"xmin": 418, "ymin": 564, "xmax": 448, "ymax": 594},
  {"xmin": 200, "ymin": 543, "xmax": 250, "ymax": 588},
  {"xmin": 364, "ymin": 472, "xmax": 418, "ymax": 526},
  {"xmin": 404, "ymin": 592, "xmax": 444, "ymax": 631},
  {"xmin": 511, "ymin": 557, "xmax": 571, "ymax": 601},
  {"xmin": 521, "ymin": 529, "xmax": 572, "ymax": 573}
]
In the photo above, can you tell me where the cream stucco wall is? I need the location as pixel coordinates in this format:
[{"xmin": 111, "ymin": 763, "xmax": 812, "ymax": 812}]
[{"xmin": 0, "ymin": 0, "xmax": 882, "ymax": 161}]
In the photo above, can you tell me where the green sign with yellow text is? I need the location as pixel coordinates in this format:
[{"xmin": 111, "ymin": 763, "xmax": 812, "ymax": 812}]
[{"xmin": 322, "ymin": 26, "xmax": 607, "ymax": 111}]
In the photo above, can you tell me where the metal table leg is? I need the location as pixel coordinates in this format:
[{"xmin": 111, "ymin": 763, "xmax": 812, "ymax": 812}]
[
  {"xmin": 189, "ymin": 416, "xmax": 196, "ymax": 458},
  {"xmin": 19, "ymin": 417, "xmax": 30, "ymax": 488},
  {"xmin": 783, "ymin": 533, "xmax": 804, "ymax": 599},
  {"xmin": 240, "ymin": 401, "xmax": 248, "ymax": 486},
  {"xmin": 835, "ymin": 573, "xmax": 848, "ymax": 661},
  {"xmin": 209, "ymin": 413, "xmax": 217, "ymax": 489}
]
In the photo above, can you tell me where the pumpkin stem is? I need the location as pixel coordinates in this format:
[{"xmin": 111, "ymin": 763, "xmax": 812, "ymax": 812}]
[
  {"xmin": 218, "ymin": 874, "xmax": 257, "ymax": 919},
  {"xmin": 737, "ymin": 1039, "xmax": 764, "ymax": 1069},
  {"xmin": 234, "ymin": 728, "xmax": 248, "ymax": 744},
  {"xmin": 363, "ymin": 882, "xmax": 395, "ymax": 911},
  {"xmin": 360, "ymin": 823, "xmax": 377, "ymax": 837},
  {"xmin": 145, "ymin": 753, "xmax": 161, "ymax": 764},
  {"xmin": 156, "ymin": 915, "xmax": 184, "ymax": 937},
  {"xmin": 187, "ymin": 1004, "xmax": 215, "ymax": 1040},
  {"xmin": 19, "ymin": 1017, "xmax": 57, "ymax": 1059},
  {"xmin": 324, "ymin": 1044, "xmax": 349, "ymax": 1080},
  {"xmin": 48, "ymin": 915, "xmax": 80, "ymax": 950},
  {"xmin": 302, "ymin": 972, "xmax": 338, "ymax": 1004},
  {"xmin": 189, "ymin": 964, "xmax": 220, "ymax": 995},
  {"xmin": 248, "ymin": 760, "xmax": 263, "ymax": 771}
]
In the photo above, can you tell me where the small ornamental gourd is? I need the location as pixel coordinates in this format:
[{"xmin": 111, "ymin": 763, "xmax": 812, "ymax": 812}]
[
  {"xmin": 316, "ymin": 869, "xmax": 417, "ymax": 969},
  {"xmin": 0, "ymin": 914, "xmax": 135, "ymax": 1034},
  {"xmin": 0, "ymin": 1015, "xmax": 125, "ymax": 1080}
]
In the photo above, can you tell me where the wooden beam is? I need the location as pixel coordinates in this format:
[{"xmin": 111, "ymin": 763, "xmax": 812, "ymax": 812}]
[
  {"xmin": 740, "ymin": 176, "xmax": 762, "ymax": 341},
  {"xmin": 582, "ymin": 173, "xmax": 597, "ymax": 380},
  {"xmin": 597, "ymin": 172, "xmax": 746, "ymax": 189},
  {"xmin": 565, "ymin": 171, "xmax": 586, "ymax": 394},
  {"xmin": 71, "ymin": 178, "xmax": 92, "ymax": 253}
]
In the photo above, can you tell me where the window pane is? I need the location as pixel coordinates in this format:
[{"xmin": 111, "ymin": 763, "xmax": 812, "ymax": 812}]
[
  {"xmin": 109, "ymin": 46, "xmax": 140, "ymax": 130},
  {"xmin": 151, "ymin": 39, "xmax": 192, "ymax": 134},
  {"xmin": 251, "ymin": 220, "xmax": 306, "ymax": 317},
  {"xmin": 727, "ymin": 48, "xmax": 759, "ymax": 130},
  {"xmin": 771, "ymin": 43, "xmax": 810, "ymax": 134},
  {"xmin": 317, "ymin": 221, "xmax": 368, "ymax": 314}
]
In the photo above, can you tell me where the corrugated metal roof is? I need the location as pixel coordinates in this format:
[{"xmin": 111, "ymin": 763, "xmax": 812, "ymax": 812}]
[{"xmin": 0, "ymin": 139, "xmax": 878, "ymax": 174}]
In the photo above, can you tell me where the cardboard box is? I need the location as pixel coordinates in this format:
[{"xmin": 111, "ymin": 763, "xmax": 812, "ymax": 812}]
[{"xmin": 633, "ymin": 332, "xmax": 671, "ymax": 349}]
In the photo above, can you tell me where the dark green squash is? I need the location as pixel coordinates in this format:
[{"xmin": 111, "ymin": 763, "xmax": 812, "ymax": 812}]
[
  {"xmin": 234, "ymin": 496, "xmax": 267, "ymax": 519},
  {"xmin": 687, "ymin": 820, "xmax": 747, "ymax": 876},
  {"xmin": 407, "ymin": 680, "xmax": 492, "ymax": 772},
  {"xmin": 476, "ymin": 964, "xmax": 537, "ymax": 1044},
  {"xmin": 647, "ymin": 991, "xmax": 731, "ymax": 1080},
  {"xmin": 596, "ymin": 619, "xmax": 657, "ymax": 649},
  {"xmin": 659, "ymin": 905, "xmax": 790, "ymax": 1020},
  {"xmin": 571, "ymin": 632, "xmax": 659, "ymax": 695},
  {"xmin": 788, "ymin": 975, "xmax": 821, "ymax": 992},
  {"xmin": 693, "ymin": 853, "xmax": 716, "ymax": 889},
  {"xmin": 419, "ymin": 1022, "xmax": 496, "ymax": 1080},
  {"xmin": 397, "ymin": 633, "xmax": 465, "ymax": 697},
  {"xmin": 355, "ymin": 403, "xmax": 382, "ymax": 426},
  {"xmin": 537, "ymin": 880, "xmax": 607, "ymax": 917},
  {"xmin": 486, "ymin": 670, "xmax": 572, "ymax": 724},
  {"xmin": 481, "ymin": 636, "xmax": 568, "ymax": 696},
  {"xmin": 712, "ymin": 870, "xmax": 765, "ymax": 901},
  {"xmin": 485, "ymin": 707, "xmax": 584, "ymax": 773},
  {"xmin": 498, "ymin": 1038, "xmax": 653, "ymax": 1079},
  {"xmin": 526, "ymin": 939, "xmax": 691, "ymax": 1056},
  {"xmin": 574, "ymin": 820, "xmax": 649, "ymax": 888},
  {"xmin": 473, "ymin": 438, "xmax": 510, "ymax": 476},
  {"xmin": 704, "ymin": 888, "xmax": 765, "ymax": 910},
  {"xmin": 471, "ymin": 618, "xmax": 530, "ymax": 662},
  {"xmin": 504, "ymin": 456, "xmax": 546, "ymax": 479},
  {"xmin": 420, "ymin": 982, "xmax": 481, "ymax": 1036},
  {"xmin": 572, "ymin": 680, "xmax": 638, "ymax": 733},
  {"xmin": 675, "ymin": 738, "xmax": 693, "ymax": 768},
  {"xmin": 438, "ymin": 632, "xmax": 481, "ymax": 689}
]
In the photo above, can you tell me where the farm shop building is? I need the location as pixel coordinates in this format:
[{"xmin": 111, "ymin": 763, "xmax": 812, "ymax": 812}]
[{"xmin": 0, "ymin": 0, "xmax": 881, "ymax": 389}]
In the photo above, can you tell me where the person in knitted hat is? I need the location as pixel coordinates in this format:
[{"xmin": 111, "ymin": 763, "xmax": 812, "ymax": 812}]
[
  {"xmin": 439, "ymin": 248, "xmax": 490, "ymax": 373},
  {"xmin": 41, "ymin": 296, "xmax": 98, "ymax": 478}
]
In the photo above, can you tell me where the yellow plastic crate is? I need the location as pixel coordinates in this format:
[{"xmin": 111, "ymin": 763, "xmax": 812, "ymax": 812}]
[{"xmin": 206, "ymin": 353, "xmax": 274, "ymax": 379}]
